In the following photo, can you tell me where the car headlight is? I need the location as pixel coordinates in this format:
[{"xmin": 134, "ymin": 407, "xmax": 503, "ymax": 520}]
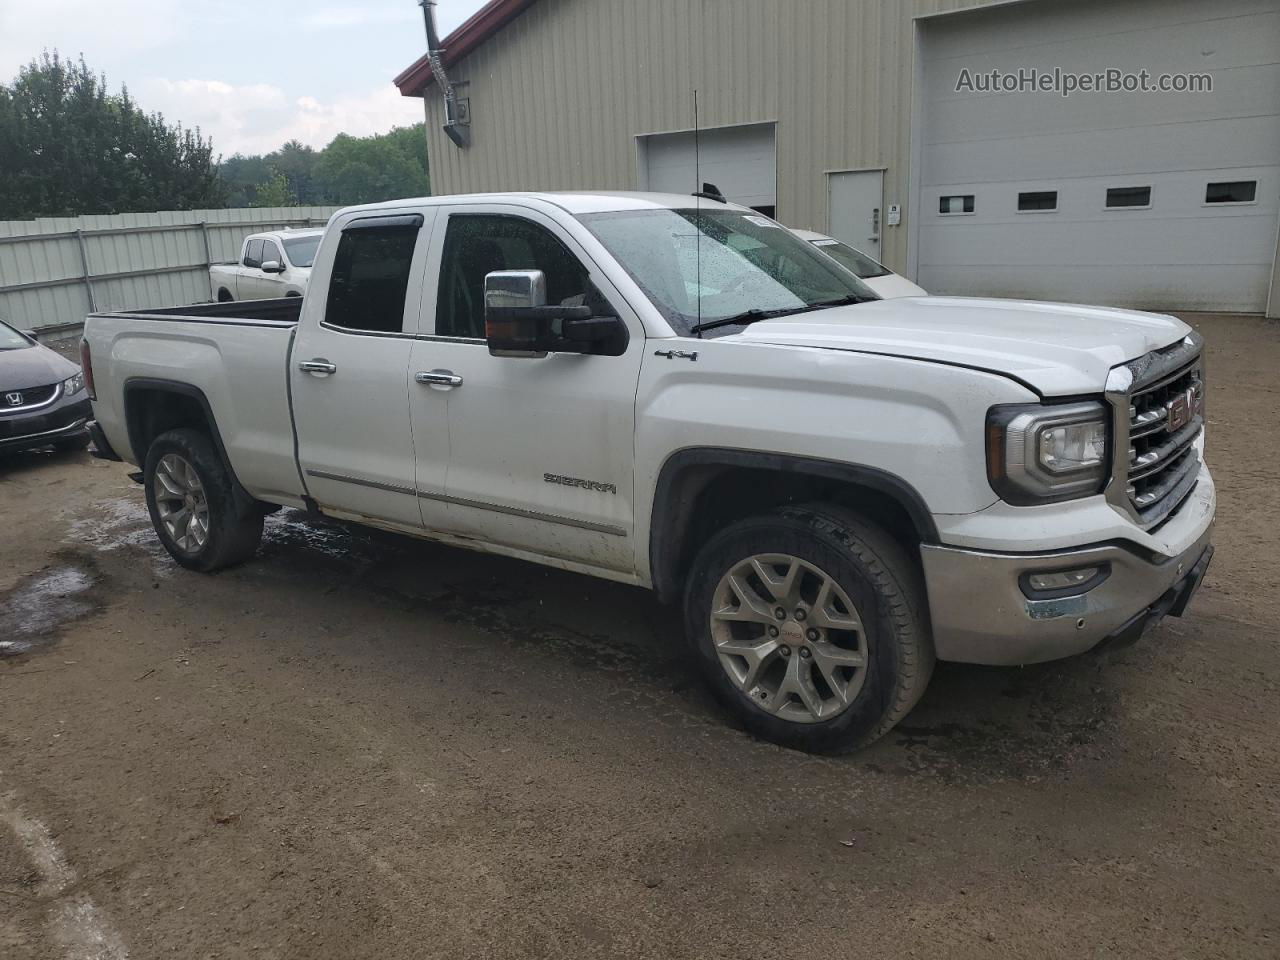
[
  {"xmin": 986, "ymin": 401, "xmax": 1108, "ymax": 504},
  {"xmin": 62, "ymin": 372, "xmax": 85, "ymax": 396}
]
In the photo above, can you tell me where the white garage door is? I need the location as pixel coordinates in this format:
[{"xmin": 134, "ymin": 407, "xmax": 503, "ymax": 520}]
[
  {"xmin": 915, "ymin": 0, "xmax": 1280, "ymax": 313},
  {"xmin": 638, "ymin": 122, "xmax": 776, "ymax": 214}
]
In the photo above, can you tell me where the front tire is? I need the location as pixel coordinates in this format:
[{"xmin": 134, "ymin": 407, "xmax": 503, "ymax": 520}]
[
  {"xmin": 144, "ymin": 428, "xmax": 263, "ymax": 572},
  {"xmin": 684, "ymin": 504, "xmax": 934, "ymax": 753}
]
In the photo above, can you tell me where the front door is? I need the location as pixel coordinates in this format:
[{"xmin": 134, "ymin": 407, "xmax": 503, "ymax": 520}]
[
  {"xmin": 828, "ymin": 170, "xmax": 884, "ymax": 258},
  {"xmin": 291, "ymin": 209, "xmax": 441, "ymax": 530},
  {"xmin": 407, "ymin": 204, "xmax": 644, "ymax": 575}
]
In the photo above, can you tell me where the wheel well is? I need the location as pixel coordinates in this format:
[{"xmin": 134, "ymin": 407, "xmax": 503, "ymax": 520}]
[
  {"xmin": 124, "ymin": 386, "xmax": 212, "ymax": 462},
  {"xmin": 650, "ymin": 453, "xmax": 936, "ymax": 603},
  {"xmin": 217, "ymin": 288, "xmax": 233, "ymax": 302},
  {"xmin": 123, "ymin": 380, "xmax": 263, "ymax": 512}
]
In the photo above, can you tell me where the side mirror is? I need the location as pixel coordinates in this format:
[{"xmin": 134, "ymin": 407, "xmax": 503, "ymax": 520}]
[
  {"xmin": 21, "ymin": 329, "xmax": 38, "ymax": 340},
  {"xmin": 484, "ymin": 270, "xmax": 628, "ymax": 358},
  {"xmin": 261, "ymin": 260, "xmax": 284, "ymax": 274}
]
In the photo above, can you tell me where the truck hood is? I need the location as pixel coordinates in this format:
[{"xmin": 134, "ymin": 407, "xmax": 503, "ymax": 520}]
[{"xmin": 736, "ymin": 296, "xmax": 1191, "ymax": 396}]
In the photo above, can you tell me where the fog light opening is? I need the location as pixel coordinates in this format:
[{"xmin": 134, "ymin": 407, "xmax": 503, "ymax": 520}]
[{"xmin": 1020, "ymin": 563, "xmax": 1111, "ymax": 600}]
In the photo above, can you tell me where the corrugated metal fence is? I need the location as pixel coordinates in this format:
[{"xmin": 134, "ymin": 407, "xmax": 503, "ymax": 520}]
[{"xmin": 0, "ymin": 206, "xmax": 341, "ymax": 335}]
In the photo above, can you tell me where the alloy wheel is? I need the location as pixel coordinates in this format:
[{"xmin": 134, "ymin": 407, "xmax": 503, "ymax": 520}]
[
  {"xmin": 153, "ymin": 453, "xmax": 210, "ymax": 553},
  {"xmin": 709, "ymin": 553, "xmax": 867, "ymax": 723}
]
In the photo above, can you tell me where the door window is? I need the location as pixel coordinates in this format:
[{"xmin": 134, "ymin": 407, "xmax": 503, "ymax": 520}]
[
  {"xmin": 262, "ymin": 240, "xmax": 283, "ymax": 266},
  {"xmin": 324, "ymin": 216, "xmax": 422, "ymax": 334},
  {"xmin": 243, "ymin": 238, "xmax": 264, "ymax": 268},
  {"xmin": 436, "ymin": 214, "xmax": 595, "ymax": 340}
]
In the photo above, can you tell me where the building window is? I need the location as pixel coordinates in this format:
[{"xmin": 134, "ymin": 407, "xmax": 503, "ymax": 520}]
[
  {"xmin": 1205, "ymin": 180, "xmax": 1257, "ymax": 204},
  {"xmin": 1017, "ymin": 191, "xmax": 1058, "ymax": 212},
  {"xmin": 1106, "ymin": 186, "xmax": 1152, "ymax": 208},
  {"xmin": 939, "ymin": 195, "xmax": 975, "ymax": 215},
  {"xmin": 324, "ymin": 216, "xmax": 421, "ymax": 334}
]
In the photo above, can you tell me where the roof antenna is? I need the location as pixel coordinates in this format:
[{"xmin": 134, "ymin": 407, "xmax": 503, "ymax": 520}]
[{"xmin": 693, "ymin": 89, "xmax": 703, "ymax": 339}]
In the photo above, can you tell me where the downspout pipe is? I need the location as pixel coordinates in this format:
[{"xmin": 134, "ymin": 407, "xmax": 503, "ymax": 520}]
[{"xmin": 419, "ymin": 0, "xmax": 470, "ymax": 148}]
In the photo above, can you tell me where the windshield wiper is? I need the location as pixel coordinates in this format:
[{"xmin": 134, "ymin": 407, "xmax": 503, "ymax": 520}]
[
  {"xmin": 795, "ymin": 293, "xmax": 872, "ymax": 313},
  {"xmin": 689, "ymin": 308, "xmax": 787, "ymax": 334}
]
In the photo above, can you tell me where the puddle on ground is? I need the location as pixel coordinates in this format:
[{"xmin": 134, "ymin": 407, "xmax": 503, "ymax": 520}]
[
  {"xmin": 63, "ymin": 494, "xmax": 171, "ymax": 575},
  {"xmin": 0, "ymin": 558, "xmax": 101, "ymax": 657}
]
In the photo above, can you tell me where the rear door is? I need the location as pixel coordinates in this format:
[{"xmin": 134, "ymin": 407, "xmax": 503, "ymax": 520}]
[
  {"xmin": 291, "ymin": 210, "xmax": 443, "ymax": 530},
  {"xmin": 408, "ymin": 203, "xmax": 644, "ymax": 575}
]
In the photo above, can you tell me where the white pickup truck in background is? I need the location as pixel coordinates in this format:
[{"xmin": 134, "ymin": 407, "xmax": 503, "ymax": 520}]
[
  {"xmin": 209, "ymin": 228, "xmax": 323, "ymax": 301},
  {"xmin": 81, "ymin": 191, "xmax": 1215, "ymax": 754}
]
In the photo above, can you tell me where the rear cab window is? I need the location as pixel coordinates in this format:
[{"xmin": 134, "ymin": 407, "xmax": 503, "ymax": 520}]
[
  {"xmin": 243, "ymin": 238, "xmax": 264, "ymax": 268},
  {"xmin": 324, "ymin": 214, "xmax": 424, "ymax": 334}
]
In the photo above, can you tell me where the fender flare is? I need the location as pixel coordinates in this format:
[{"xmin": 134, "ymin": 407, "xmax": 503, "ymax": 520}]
[
  {"xmin": 648, "ymin": 447, "xmax": 939, "ymax": 602},
  {"xmin": 122, "ymin": 377, "xmax": 256, "ymax": 511}
]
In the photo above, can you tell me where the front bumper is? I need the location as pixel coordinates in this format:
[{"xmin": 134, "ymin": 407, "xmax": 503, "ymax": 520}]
[
  {"xmin": 0, "ymin": 396, "xmax": 92, "ymax": 453},
  {"xmin": 921, "ymin": 473, "xmax": 1215, "ymax": 666}
]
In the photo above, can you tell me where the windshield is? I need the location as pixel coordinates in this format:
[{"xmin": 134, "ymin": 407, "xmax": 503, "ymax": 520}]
[
  {"xmin": 811, "ymin": 239, "xmax": 892, "ymax": 279},
  {"xmin": 578, "ymin": 208, "xmax": 877, "ymax": 335},
  {"xmin": 283, "ymin": 235, "xmax": 322, "ymax": 268},
  {"xmin": 0, "ymin": 319, "xmax": 32, "ymax": 350}
]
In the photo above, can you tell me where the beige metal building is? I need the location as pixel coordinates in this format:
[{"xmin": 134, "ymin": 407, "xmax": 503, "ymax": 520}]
[{"xmin": 396, "ymin": 0, "xmax": 1280, "ymax": 316}]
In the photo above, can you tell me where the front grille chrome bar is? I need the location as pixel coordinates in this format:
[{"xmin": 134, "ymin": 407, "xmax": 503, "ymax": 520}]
[{"xmin": 1104, "ymin": 332, "xmax": 1204, "ymax": 529}]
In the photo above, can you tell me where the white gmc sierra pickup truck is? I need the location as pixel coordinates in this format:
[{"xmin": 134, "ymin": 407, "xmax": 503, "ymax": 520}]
[{"xmin": 81, "ymin": 192, "xmax": 1215, "ymax": 753}]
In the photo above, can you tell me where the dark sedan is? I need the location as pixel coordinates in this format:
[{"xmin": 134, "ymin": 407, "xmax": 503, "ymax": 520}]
[{"xmin": 0, "ymin": 319, "xmax": 92, "ymax": 455}]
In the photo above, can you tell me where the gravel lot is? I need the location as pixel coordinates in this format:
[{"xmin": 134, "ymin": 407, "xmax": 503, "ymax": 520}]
[{"xmin": 2, "ymin": 313, "xmax": 1276, "ymax": 959}]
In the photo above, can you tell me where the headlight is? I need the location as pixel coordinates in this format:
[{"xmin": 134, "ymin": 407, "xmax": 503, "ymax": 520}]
[
  {"xmin": 986, "ymin": 401, "xmax": 1108, "ymax": 504},
  {"xmin": 62, "ymin": 372, "xmax": 85, "ymax": 396}
]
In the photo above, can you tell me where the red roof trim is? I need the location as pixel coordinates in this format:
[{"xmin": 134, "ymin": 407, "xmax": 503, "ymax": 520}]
[{"xmin": 394, "ymin": 0, "xmax": 540, "ymax": 98}]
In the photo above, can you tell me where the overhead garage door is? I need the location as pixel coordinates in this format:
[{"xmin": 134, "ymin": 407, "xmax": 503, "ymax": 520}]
[
  {"xmin": 638, "ymin": 122, "xmax": 777, "ymax": 215},
  {"xmin": 915, "ymin": 0, "xmax": 1280, "ymax": 313}
]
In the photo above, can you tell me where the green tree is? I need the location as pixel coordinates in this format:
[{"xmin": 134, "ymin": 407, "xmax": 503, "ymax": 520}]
[
  {"xmin": 251, "ymin": 170, "xmax": 295, "ymax": 207},
  {"xmin": 0, "ymin": 52, "xmax": 225, "ymax": 219}
]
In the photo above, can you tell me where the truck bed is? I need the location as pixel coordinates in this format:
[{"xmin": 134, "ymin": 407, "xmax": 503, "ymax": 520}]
[
  {"xmin": 98, "ymin": 297, "xmax": 304, "ymax": 326},
  {"xmin": 84, "ymin": 298, "xmax": 306, "ymax": 507}
]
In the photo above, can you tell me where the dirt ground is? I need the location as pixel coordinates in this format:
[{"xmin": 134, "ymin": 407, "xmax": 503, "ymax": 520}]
[{"xmin": 2, "ymin": 313, "xmax": 1276, "ymax": 959}]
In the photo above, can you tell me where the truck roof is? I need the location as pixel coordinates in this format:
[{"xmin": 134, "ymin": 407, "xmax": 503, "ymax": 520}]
[{"xmin": 334, "ymin": 190, "xmax": 754, "ymax": 217}]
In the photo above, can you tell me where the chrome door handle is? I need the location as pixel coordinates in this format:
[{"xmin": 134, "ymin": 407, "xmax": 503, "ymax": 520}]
[
  {"xmin": 298, "ymin": 359, "xmax": 337, "ymax": 375},
  {"xmin": 415, "ymin": 369, "xmax": 463, "ymax": 390}
]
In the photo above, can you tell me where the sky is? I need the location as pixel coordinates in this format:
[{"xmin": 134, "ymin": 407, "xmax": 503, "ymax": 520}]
[{"xmin": 0, "ymin": 0, "xmax": 490, "ymax": 157}]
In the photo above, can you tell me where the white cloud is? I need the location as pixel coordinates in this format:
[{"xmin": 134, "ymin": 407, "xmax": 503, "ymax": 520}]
[
  {"xmin": 0, "ymin": 0, "xmax": 178, "ymax": 77},
  {"xmin": 140, "ymin": 78, "xmax": 424, "ymax": 156}
]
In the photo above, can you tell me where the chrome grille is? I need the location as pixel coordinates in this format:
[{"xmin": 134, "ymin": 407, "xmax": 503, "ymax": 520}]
[
  {"xmin": 1108, "ymin": 335, "xmax": 1204, "ymax": 527},
  {"xmin": 0, "ymin": 382, "xmax": 59, "ymax": 412}
]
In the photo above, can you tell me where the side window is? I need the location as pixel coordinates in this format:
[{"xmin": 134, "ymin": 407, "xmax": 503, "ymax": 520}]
[
  {"xmin": 262, "ymin": 240, "xmax": 283, "ymax": 266},
  {"xmin": 243, "ymin": 238, "xmax": 264, "ymax": 268},
  {"xmin": 436, "ymin": 214, "xmax": 592, "ymax": 340},
  {"xmin": 324, "ymin": 217, "xmax": 421, "ymax": 334}
]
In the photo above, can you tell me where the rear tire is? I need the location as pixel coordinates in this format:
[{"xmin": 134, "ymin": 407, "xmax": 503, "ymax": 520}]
[
  {"xmin": 144, "ymin": 428, "xmax": 262, "ymax": 572},
  {"xmin": 684, "ymin": 504, "xmax": 934, "ymax": 753}
]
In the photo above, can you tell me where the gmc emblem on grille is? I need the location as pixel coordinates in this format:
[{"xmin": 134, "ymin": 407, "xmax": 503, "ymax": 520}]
[
  {"xmin": 4, "ymin": 392, "xmax": 23, "ymax": 407},
  {"xmin": 1166, "ymin": 386, "xmax": 1199, "ymax": 432}
]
